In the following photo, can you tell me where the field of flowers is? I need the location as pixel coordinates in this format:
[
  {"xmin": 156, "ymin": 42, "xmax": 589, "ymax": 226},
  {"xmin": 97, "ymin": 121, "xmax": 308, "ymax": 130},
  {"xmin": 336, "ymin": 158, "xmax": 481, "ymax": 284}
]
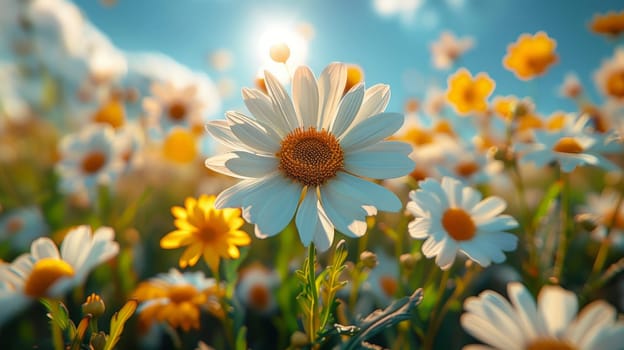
[{"xmin": 0, "ymin": 1, "xmax": 623, "ymax": 349}]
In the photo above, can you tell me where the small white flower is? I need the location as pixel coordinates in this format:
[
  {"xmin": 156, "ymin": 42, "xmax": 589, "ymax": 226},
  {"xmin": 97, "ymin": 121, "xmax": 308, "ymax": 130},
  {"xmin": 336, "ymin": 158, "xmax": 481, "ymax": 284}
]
[
  {"xmin": 407, "ymin": 176, "xmax": 518, "ymax": 270},
  {"xmin": 559, "ymin": 72, "xmax": 583, "ymax": 99},
  {"xmin": 56, "ymin": 123, "xmax": 126, "ymax": 196},
  {"xmin": 577, "ymin": 190, "xmax": 624, "ymax": 246},
  {"xmin": 430, "ymin": 31, "xmax": 474, "ymax": 70},
  {"xmin": 0, "ymin": 206, "xmax": 49, "ymax": 252},
  {"xmin": 0, "ymin": 225, "xmax": 119, "ymax": 325},
  {"xmin": 594, "ymin": 48, "xmax": 624, "ymax": 101},
  {"xmin": 236, "ymin": 264, "xmax": 280, "ymax": 314},
  {"xmin": 461, "ymin": 282, "xmax": 624, "ymax": 350},
  {"xmin": 143, "ymin": 81, "xmax": 206, "ymax": 134}
]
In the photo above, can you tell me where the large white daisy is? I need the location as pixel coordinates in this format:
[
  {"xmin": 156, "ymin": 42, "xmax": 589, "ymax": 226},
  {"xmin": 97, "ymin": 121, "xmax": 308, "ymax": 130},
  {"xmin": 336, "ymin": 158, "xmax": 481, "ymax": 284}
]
[
  {"xmin": 204, "ymin": 63, "xmax": 414, "ymax": 251},
  {"xmin": 461, "ymin": 282, "xmax": 624, "ymax": 350},
  {"xmin": 407, "ymin": 176, "xmax": 518, "ymax": 270},
  {"xmin": 0, "ymin": 225, "xmax": 119, "ymax": 325}
]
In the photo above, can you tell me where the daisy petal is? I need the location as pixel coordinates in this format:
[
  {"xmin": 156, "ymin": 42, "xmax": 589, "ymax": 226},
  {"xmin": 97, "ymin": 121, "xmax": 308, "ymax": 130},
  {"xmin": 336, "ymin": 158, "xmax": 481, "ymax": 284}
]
[
  {"xmin": 226, "ymin": 111, "xmax": 281, "ymax": 153},
  {"xmin": 205, "ymin": 120, "xmax": 245, "ymax": 150},
  {"xmin": 224, "ymin": 151, "xmax": 278, "ymax": 178},
  {"xmin": 344, "ymin": 141, "xmax": 415, "ymax": 179},
  {"xmin": 296, "ymin": 189, "xmax": 334, "ymax": 249},
  {"xmin": 32, "ymin": 237, "xmax": 60, "ymax": 260},
  {"xmin": 320, "ymin": 187, "xmax": 368, "ymax": 237},
  {"xmin": 352, "ymin": 84, "xmax": 390, "ymax": 127},
  {"xmin": 330, "ymin": 84, "xmax": 365, "ymax": 138},
  {"xmin": 293, "ymin": 66, "xmax": 319, "ymax": 128},
  {"xmin": 340, "ymin": 112, "xmax": 404, "ymax": 152},
  {"xmin": 264, "ymin": 70, "xmax": 300, "ymax": 130},
  {"xmin": 318, "ymin": 63, "xmax": 347, "ymax": 130},
  {"xmin": 242, "ymin": 87, "xmax": 289, "ymax": 136},
  {"xmin": 537, "ymin": 285, "xmax": 577, "ymax": 336},
  {"xmin": 246, "ymin": 178, "xmax": 301, "ymax": 236},
  {"xmin": 329, "ymin": 172, "xmax": 403, "ymax": 212}
]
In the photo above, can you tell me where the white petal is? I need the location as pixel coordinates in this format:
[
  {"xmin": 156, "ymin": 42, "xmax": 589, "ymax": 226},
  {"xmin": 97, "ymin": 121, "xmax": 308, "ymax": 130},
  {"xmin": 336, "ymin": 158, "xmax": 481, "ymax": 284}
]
[
  {"xmin": 292, "ymin": 66, "xmax": 319, "ymax": 128},
  {"xmin": 205, "ymin": 153, "xmax": 253, "ymax": 179},
  {"xmin": 476, "ymin": 215, "xmax": 519, "ymax": 232},
  {"xmin": 222, "ymin": 151, "xmax": 278, "ymax": 178},
  {"xmin": 459, "ymin": 240, "xmax": 492, "ymax": 267},
  {"xmin": 264, "ymin": 70, "xmax": 300, "ymax": 130},
  {"xmin": 435, "ymin": 237, "xmax": 458, "ymax": 270},
  {"xmin": 418, "ymin": 178, "xmax": 449, "ymax": 209},
  {"xmin": 242, "ymin": 87, "xmax": 289, "ymax": 136},
  {"xmin": 31, "ymin": 238, "xmax": 60, "ymax": 260},
  {"xmin": 215, "ymin": 175, "xmax": 279, "ymax": 209},
  {"xmin": 537, "ymin": 285, "xmax": 577, "ymax": 337},
  {"xmin": 205, "ymin": 120, "xmax": 247, "ymax": 150},
  {"xmin": 352, "ymin": 84, "xmax": 390, "ymax": 127},
  {"xmin": 60, "ymin": 226, "xmax": 91, "ymax": 267},
  {"xmin": 319, "ymin": 187, "xmax": 368, "ymax": 237},
  {"xmin": 565, "ymin": 301, "xmax": 615, "ymax": 345},
  {"xmin": 508, "ymin": 282, "xmax": 546, "ymax": 338},
  {"xmin": 408, "ymin": 217, "xmax": 431, "ymax": 239},
  {"xmin": 226, "ymin": 111, "xmax": 281, "ymax": 154},
  {"xmin": 296, "ymin": 189, "xmax": 334, "ymax": 250},
  {"xmin": 441, "ymin": 176, "xmax": 463, "ymax": 208},
  {"xmin": 330, "ymin": 84, "xmax": 365, "ymax": 138},
  {"xmin": 318, "ymin": 63, "xmax": 347, "ymax": 130},
  {"xmin": 461, "ymin": 313, "xmax": 523, "ymax": 350},
  {"xmin": 344, "ymin": 141, "xmax": 415, "ymax": 179},
  {"xmin": 471, "ymin": 197, "xmax": 508, "ymax": 222},
  {"xmin": 328, "ymin": 172, "xmax": 403, "ymax": 212},
  {"xmin": 340, "ymin": 112, "xmax": 404, "ymax": 152},
  {"xmin": 247, "ymin": 178, "xmax": 301, "ymax": 236}
]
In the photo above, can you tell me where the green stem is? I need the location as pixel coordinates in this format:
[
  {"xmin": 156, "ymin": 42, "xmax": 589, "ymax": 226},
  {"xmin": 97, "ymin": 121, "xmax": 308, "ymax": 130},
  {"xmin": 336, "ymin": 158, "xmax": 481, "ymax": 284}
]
[
  {"xmin": 590, "ymin": 190, "xmax": 624, "ymax": 279},
  {"xmin": 307, "ymin": 243, "xmax": 318, "ymax": 345},
  {"xmin": 552, "ymin": 171, "xmax": 570, "ymax": 283},
  {"xmin": 422, "ymin": 268, "xmax": 450, "ymax": 350}
]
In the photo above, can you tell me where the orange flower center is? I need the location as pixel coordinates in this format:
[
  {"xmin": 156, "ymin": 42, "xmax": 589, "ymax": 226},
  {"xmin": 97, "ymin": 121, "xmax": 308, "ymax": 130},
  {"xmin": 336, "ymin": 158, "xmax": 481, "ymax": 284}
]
[
  {"xmin": 168, "ymin": 101, "xmax": 188, "ymax": 121},
  {"xmin": 455, "ymin": 161, "xmax": 479, "ymax": 178},
  {"xmin": 248, "ymin": 284, "xmax": 271, "ymax": 311},
  {"xmin": 462, "ymin": 86, "xmax": 476, "ymax": 104},
  {"xmin": 379, "ymin": 275, "xmax": 398, "ymax": 297},
  {"xmin": 197, "ymin": 225, "xmax": 218, "ymax": 243},
  {"xmin": 6, "ymin": 217, "xmax": 24, "ymax": 234},
  {"xmin": 92, "ymin": 99, "xmax": 125, "ymax": 128},
  {"xmin": 604, "ymin": 208, "xmax": 624, "ymax": 230},
  {"xmin": 24, "ymin": 258, "xmax": 75, "ymax": 297},
  {"xmin": 409, "ymin": 167, "xmax": 429, "ymax": 182},
  {"xmin": 277, "ymin": 127, "xmax": 344, "ymax": 187},
  {"xmin": 606, "ymin": 70, "xmax": 624, "ymax": 98},
  {"xmin": 552, "ymin": 137, "xmax": 583, "ymax": 154},
  {"xmin": 405, "ymin": 127, "xmax": 433, "ymax": 145},
  {"xmin": 526, "ymin": 55, "xmax": 555, "ymax": 74},
  {"xmin": 81, "ymin": 151, "xmax": 107, "ymax": 174},
  {"xmin": 168, "ymin": 284, "xmax": 198, "ymax": 303},
  {"xmin": 442, "ymin": 208, "xmax": 476, "ymax": 241},
  {"xmin": 525, "ymin": 338, "xmax": 577, "ymax": 350}
]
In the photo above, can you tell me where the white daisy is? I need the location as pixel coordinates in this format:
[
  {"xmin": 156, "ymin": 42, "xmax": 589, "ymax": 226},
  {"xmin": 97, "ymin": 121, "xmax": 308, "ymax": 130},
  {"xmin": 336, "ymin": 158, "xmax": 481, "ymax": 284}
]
[
  {"xmin": 435, "ymin": 142, "xmax": 503, "ymax": 185},
  {"xmin": 577, "ymin": 190, "xmax": 624, "ymax": 246},
  {"xmin": 407, "ymin": 176, "xmax": 518, "ymax": 270},
  {"xmin": 204, "ymin": 63, "xmax": 414, "ymax": 251},
  {"xmin": 559, "ymin": 72, "xmax": 583, "ymax": 100},
  {"xmin": 0, "ymin": 225, "xmax": 119, "ymax": 325},
  {"xmin": 0, "ymin": 206, "xmax": 49, "ymax": 252},
  {"xmin": 236, "ymin": 264, "xmax": 280, "ymax": 314},
  {"xmin": 143, "ymin": 81, "xmax": 205, "ymax": 134},
  {"xmin": 55, "ymin": 123, "xmax": 126, "ymax": 196},
  {"xmin": 594, "ymin": 48, "xmax": 624, "ymax": 101},
  {"xmin": 461, "ymin": 282, "xmax": 624, "ymax": 350},
  {"xmin": 518, "ymin": 115, "xmax": 618, "ymax": 173}
]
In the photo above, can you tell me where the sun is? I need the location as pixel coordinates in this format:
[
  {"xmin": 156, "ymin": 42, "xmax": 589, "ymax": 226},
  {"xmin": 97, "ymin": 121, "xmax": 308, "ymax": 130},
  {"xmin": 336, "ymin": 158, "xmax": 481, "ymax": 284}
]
[{"xmin": 256, "ymin": 24, "xmax": 309, "ymax": 83}]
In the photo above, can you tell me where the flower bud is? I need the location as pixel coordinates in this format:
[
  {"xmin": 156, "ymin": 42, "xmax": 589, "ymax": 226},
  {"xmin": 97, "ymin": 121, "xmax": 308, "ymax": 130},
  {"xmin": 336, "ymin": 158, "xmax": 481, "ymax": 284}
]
[
  {"xmin": 82, "ymin": 293, "xmax": 106, "ymax": 318},
  {"xmin": 359, "ymin": 251, "xmax": 378, "ymax": 269}
]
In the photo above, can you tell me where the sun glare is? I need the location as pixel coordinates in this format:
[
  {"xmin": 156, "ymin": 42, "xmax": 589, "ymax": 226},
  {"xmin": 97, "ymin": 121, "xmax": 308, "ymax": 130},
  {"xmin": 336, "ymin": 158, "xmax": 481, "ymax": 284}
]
[{"xmin": 256, "ymin": 24, "xmax": 309, "ymax": 84}]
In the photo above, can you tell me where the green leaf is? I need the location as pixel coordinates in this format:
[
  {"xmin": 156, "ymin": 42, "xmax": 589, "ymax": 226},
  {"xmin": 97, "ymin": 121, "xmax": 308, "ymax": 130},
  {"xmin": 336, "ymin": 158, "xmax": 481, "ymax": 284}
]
[
  {"xmin": 103, "ymin": 299, "xmax": 137, "ymax": 350},
  {"xmin": 40, "ymin": 298, "xmax": 71, "ymax": 332},
  {"xmin": 235, "ymin": 326, "xmax": 248, "ymax": 350},
  {"xmin": 531, "ymin": 180, "xmax": 562, "ymax": 229}
]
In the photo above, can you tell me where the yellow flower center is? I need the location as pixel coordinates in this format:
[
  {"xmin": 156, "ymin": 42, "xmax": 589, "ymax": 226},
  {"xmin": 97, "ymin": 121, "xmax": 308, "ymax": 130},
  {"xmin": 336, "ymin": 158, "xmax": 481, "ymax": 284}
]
[
  {"xmin": 379, "ymin": 275, "xmax": 398, "ymax": 297},
  {"xmin": 248, "ymin": 284, "xmax": 271, "ymax": 311},
  {"xmin": 552, "ymin": 137, "xmax": 583, "ymax": 154},
  {"xmin": 81, "ymin": 151, "xmax": 107, "ymax": 174},
  {"xmin": 168, "ymin": 101, "xmax": 188, "ymax": 121},
  {"xmin": 462, "ymin": 86, "xmax": 476, "ymax": 104},
  {"xmin": 162, "ymin": 129, "xmax": 197, "ymax": 164},
  {"xmin": 92, "ymin": 99, "xmax": 125, "ymax": 128},
  {"xmin": 455, "ymin": 161, "xmax": 479, "ymax": 178},
  {"xmin": 525, "ymin": 338, "xmax": 577, "ymax": 350},
  {"xmin": 606, "ymin": 70, "xmax": 624, "ymax": 98},
  {"xmin": 197, "ymin": 225, "xmax": 218, "ymax": 243},
  {"xmin": 405, "ymin": 127, "xmax": 433, "ymax": 146},
  {"xmin": 24, "ymin": 258, "xmax": 75, "ymax": 297},
  {"xmin": 442, "ymin": 208, "xmax": 476, "ymax": 241},
  {"xmin": 277, "ymin": 127, "xmax": 344, "ymax": 187},
  {"xmin": 168, "ymin": 284, "xmax": 198, "ymax": 304}
]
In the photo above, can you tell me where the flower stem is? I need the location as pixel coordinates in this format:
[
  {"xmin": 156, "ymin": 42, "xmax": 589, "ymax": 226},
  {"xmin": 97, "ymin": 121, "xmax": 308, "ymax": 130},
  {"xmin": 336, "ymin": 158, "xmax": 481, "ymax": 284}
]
[
  {"xmin": 307, "ymin": 242, "xmax": 318, "ymax": 345},
  {"xmin": 423, "ymin": 268, "xmax": 450, "ymax": 350},
  {"xmin": 590, "ymin": 189, "xmax": 624, "ymax": 279},
  {"xmin": 552, "ymin": 171, "xmax": 570, "ymax": 283}
]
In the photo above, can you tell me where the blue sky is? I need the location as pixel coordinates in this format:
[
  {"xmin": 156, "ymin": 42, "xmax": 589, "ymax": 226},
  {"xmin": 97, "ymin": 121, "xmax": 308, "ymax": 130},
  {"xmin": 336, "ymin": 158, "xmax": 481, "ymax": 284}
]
[{"xmin": 74, "ymin": 0, "xmax": 624, "ymax": 117}]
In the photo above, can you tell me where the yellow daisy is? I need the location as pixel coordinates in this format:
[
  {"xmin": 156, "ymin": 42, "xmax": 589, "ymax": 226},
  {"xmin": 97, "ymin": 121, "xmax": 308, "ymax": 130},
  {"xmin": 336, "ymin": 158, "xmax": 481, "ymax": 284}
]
[
  {"xmin": 590, "ymin": 11, "xmax": 624, "ymax": 38},
  {"xmin": 446, "ymin": 68, "xmax": 495, "ymax": 116},
  {"xmin": 160, "ymin": 195, "xmax": 251, "ymax": 272},
  {"xmin": 503, "ymin": 32, "xmax": 558, "ymax": 80}
]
